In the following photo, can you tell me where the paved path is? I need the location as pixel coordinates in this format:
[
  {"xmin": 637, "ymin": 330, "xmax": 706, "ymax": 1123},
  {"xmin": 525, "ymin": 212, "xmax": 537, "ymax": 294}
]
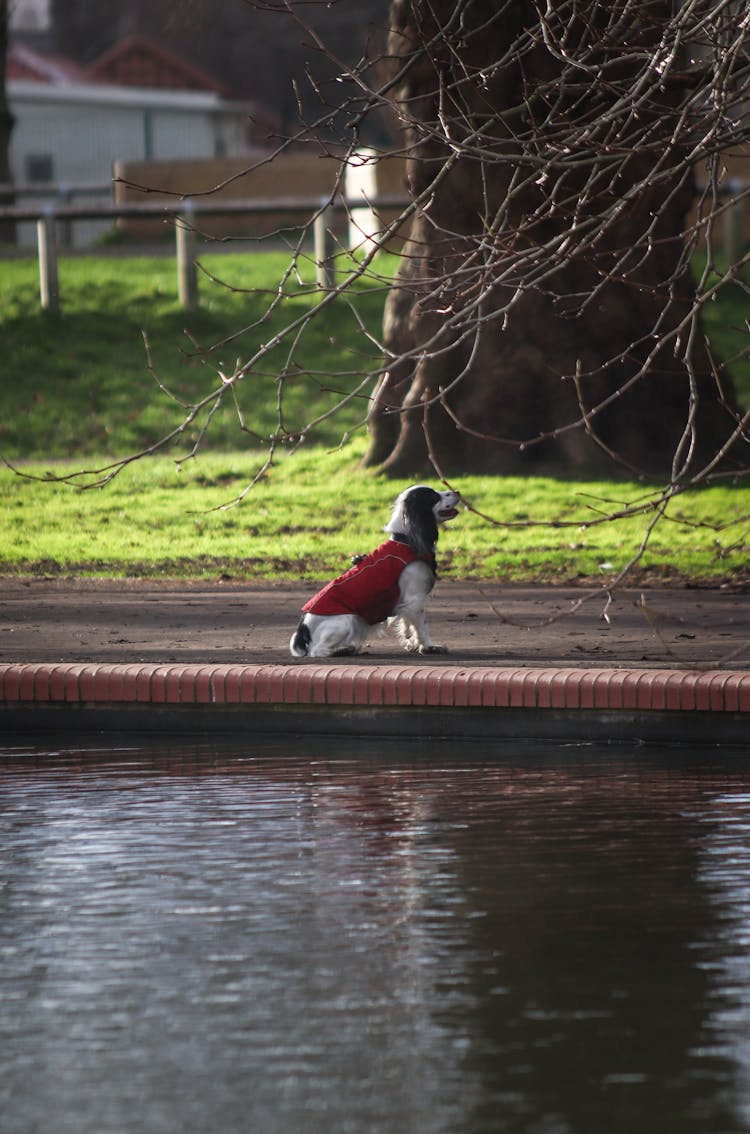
[{"xmin": 0, "ymin": 579, "xmax": 747, "ymax": 669}]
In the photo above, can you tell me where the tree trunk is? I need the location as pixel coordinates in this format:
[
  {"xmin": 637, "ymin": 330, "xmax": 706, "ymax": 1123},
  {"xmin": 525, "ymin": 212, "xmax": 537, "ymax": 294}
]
[
  {"xmin": 365, "ymin": 0, "xmax": 741, "ymax": 478},
  {"xmin": 0, "ymin": 0, "xmax": 16, "ymax": 246}
]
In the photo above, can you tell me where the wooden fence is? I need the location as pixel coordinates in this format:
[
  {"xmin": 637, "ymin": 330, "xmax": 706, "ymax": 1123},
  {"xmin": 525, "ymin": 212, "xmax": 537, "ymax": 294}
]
[
  {"xmin": 0, "ymin": 181, "xmax": 747, "ymax": 313},
  {"xmin": 0, "ymin": 194, "xmax": 410, "ymax": 312}
]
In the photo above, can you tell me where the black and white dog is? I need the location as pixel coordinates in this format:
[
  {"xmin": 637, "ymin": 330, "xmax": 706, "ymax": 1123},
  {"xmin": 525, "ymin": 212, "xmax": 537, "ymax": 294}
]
[{"xmin": 289, "ymin": 484, "xmax": 460, "ymax": 658}]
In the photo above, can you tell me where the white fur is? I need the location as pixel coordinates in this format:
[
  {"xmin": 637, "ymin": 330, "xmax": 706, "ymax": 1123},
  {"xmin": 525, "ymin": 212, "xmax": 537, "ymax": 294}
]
[
  {"xmin": 294, "ymin": 612, "xmax": 370, "ymax": 658},
  {"xmin": 290, "ymin": 485, "xmax": 460, "ymax": 659}
]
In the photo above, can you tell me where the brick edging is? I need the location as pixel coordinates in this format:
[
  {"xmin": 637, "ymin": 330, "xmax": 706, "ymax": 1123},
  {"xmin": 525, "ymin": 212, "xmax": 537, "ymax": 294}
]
[{"xmin": 1, "ymin": 663, "xmax": 749, "ymax": 713}]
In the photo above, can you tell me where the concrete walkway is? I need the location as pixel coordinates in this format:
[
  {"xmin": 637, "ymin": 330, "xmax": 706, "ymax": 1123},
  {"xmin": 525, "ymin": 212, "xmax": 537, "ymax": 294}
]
[{"xmin": 1, "ymin": 579, "xmax": 747, "ymax": 742}]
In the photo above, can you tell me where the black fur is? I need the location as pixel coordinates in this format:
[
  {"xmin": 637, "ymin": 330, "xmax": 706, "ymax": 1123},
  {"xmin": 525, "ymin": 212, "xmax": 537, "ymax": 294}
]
[
  {"xmin": 290, "ymin": 618, "xmax": 311, "ymax": 657},
  {"xmin": 400, "ymin": 486, "xmax": 440, "ymax": 555}
]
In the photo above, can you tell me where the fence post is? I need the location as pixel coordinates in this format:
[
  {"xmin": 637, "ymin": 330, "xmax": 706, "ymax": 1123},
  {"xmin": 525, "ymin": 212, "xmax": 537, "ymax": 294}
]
[
  {"xmin": 723, "ymin": 179, "xmax": 745, "ymax": 263},
  {"xmin": 345, "ymin": 149, "xmax": 379, "ymax": 252},
  {"xmin": 314, "ymin": 201, "xmax": 335, "ymax": 290},
  {"xmin": 57, "ymin": 183, "xmax": 73, "ymax": 249},
  {"xmin": 176, "ymin": 204, "xmax": 198, "ymax": 310},
  {"xmin": 37, "ymin": 211, "xmax": 60, "ymax": 314}
]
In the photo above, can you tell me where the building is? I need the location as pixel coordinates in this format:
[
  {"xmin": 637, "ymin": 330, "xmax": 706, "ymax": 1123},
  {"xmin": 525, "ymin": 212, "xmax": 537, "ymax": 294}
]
[
  {"xmin": 6, "ymin": 37, "xmax": 275, "ymax": 247},
  {"xmin": 8, "ymin": 0, "xmax": 51, "ymax": 36}
]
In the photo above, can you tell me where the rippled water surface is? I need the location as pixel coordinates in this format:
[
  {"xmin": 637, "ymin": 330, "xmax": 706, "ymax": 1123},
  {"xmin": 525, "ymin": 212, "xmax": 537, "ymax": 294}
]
[{"xmin": 3, "ymin": 736, "xmax": 750, "ymax": 1134}]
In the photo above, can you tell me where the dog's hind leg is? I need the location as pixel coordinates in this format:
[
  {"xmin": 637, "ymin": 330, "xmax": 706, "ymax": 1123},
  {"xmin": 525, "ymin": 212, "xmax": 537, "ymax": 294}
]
[
  {"xmin": 290, "ymin": 618, "xmax": 312, "ymax": 657},
  {"xmin": 296, "ymin": 613, "xmax": 370, "ymax": 658}
]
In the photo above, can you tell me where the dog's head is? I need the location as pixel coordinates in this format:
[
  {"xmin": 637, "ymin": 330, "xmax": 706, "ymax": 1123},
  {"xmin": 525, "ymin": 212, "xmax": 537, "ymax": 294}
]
[{"xmin": 385, "ymin": 484, "xmax": 461, "ymax": 555}]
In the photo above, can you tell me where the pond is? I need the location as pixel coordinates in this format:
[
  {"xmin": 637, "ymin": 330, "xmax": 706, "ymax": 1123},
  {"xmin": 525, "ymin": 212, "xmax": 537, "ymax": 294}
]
[{"xmin": 2, "ymin": 735, "xmax": 750, "ymax": 1133}]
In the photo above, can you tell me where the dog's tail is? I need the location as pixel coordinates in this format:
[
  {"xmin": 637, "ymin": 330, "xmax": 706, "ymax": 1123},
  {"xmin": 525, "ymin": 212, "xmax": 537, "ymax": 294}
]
[{"xmin": 289, "ymin": 617, "xmax": 311, "ymax": 658}]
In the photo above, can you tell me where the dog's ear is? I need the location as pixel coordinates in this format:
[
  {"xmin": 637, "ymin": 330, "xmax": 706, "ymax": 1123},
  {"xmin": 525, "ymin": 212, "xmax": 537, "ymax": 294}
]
[{"xmin": 403, "ymin": 488, "xmax": 439, "ymax": 554}]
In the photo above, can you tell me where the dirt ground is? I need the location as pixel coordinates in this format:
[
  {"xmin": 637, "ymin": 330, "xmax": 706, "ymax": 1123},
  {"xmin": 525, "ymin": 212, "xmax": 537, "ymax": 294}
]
[{"xmin": 0, "ymin": 578, "xmax": 746, "ymax": 670}]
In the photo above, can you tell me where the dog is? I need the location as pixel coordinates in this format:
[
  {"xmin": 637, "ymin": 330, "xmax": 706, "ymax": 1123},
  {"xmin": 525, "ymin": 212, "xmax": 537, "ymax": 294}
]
[{"xmin": 289, "ymin": 484, "xmax": 460, "ymax": 658}]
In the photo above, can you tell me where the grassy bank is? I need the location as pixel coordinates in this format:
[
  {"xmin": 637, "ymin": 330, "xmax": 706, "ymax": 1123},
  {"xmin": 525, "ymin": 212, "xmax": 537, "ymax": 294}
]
[
  {"xmin": 0, "ymin": 250, "xmax": 388, "ymax": 459},
  {"xmin": 1, "ymin": 250, "xmax": 747, "ymax": 585},
  {"xmin": 1, "ymin": 250, "xmax": 749, "ymax": 463},
  {"xmin": 2, "ymin": 443, "xmax": 747, "ymax": 584}
]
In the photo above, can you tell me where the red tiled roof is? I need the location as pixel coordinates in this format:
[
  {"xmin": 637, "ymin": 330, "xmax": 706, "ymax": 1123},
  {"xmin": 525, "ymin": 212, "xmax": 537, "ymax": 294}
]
[
  {"xmin": 8, "ymin": 35, "xmax": 238, "ymax": 100},
  {"xmin": 7, "ymin": 43, "xmax": 89, "ymax": 83},
  {"xmin": 86, "ymin": 34, "xmax": 237, "ymax": 99}
]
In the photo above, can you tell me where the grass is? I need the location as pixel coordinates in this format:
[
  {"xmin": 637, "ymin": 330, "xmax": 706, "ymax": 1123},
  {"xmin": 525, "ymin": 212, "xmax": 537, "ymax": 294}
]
[
  {"xmin": 695, "ymin": 256, "xmax": 750, "ymax": 407},
  {"xmin": 1, "ymin": 441, "xmax": 747, "ymax": 584},
  {"xmin": 0, "ymin": 249, "xmax": 747, "ymax": 585},
  {"xmin": 1, "ymin": 249, "xmax": 749, "ymax": 463},
  {"xmin": 0, "ymin": 250, "xmax": 390, "ymax": 459}
]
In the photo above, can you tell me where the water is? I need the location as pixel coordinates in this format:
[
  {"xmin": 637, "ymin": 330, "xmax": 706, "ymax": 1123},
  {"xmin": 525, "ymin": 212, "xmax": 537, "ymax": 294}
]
[{"xmin": 2, "ymin": 736, "xmax": 750, "ymax": 1134}]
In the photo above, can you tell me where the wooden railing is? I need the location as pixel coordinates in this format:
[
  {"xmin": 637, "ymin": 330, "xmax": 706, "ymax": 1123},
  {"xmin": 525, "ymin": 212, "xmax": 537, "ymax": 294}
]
[
  {"xmin": 0, "ymin": 183, "xmax": 747, "ymax": 312},
  {"xmin": 0, "ymin": 194, "xmax": 410, "ymax": 312}
]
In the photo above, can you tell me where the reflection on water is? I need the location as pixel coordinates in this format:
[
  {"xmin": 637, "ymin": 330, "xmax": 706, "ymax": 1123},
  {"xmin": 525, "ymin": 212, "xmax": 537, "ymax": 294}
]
[{"xmin": 2, "ymin": 736, "xmax": 750, "ymax": 1134}]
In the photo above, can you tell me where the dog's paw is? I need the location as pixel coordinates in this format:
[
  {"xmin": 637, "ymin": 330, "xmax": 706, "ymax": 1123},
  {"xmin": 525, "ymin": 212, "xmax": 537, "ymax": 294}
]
[{"xmin": 418, "ymin": 643, "xmax": 448, "ymax": 654}]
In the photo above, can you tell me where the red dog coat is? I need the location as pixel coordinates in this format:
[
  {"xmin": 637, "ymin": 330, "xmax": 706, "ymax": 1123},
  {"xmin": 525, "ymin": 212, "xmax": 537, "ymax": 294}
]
[{"xmin": 302, "ymin": 539, "xmax": 436, "ymax": 626}]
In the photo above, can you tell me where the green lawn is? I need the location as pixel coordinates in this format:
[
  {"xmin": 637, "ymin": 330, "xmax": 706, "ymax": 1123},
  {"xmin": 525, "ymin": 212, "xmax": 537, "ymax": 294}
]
[
  {"xmin": 0, "ymin": 250, "xmax": 390, "ymax": 459},
  {"xmin": 0, "ymin": 249, "xmax": 747, "ymax": 585},
  {"xmin": 2, "ymin": 442, "xmax": 747, "ymax": 584},
  {"xmin": 1, "ymin": 249, "xmax": 748, "ymax": 462}
]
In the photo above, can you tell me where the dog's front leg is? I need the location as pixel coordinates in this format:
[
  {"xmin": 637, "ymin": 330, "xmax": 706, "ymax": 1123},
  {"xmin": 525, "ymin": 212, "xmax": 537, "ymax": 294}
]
[
  {"xmin": 410, "ymin": 609, "xmax": 447, "ymax": 654},
  {"xmin": 395, "ymin": 562, "xmax": 447, "ymax": 653},
  {"xmin": 393, "ymin": 611, "xmax": 447, "ymax": 654}
]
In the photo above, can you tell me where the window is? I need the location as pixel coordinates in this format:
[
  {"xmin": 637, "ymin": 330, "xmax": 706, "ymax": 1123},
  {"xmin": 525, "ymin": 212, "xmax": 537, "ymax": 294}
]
[{"xmin": 25, "ymin": 154, "xmax": 54, "ymax": 183}]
